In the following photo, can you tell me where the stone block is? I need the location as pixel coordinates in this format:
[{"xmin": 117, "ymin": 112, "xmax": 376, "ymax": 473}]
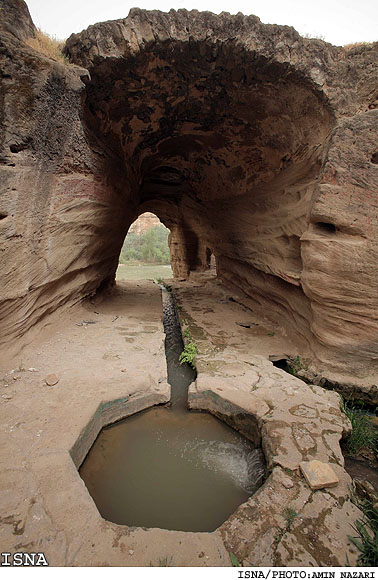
[{"xmin": 300, "ymin": 460, "xmax": 339, "ymax": 490}]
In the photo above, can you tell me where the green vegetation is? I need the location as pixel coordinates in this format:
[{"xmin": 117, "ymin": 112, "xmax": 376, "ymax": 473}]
[
  {"xmin": 286, "ymin": 355, "xmax": 310, "ymax": 377},
  {"xmin": 156, "ymin": 277, "xmax": 172, "ymax": 292},
  {"xmin": 26, "ymin": 29, "xmax": 68, "ymax": 63},
  {"xmin": 282, "ymin": 506, "xmax": 297, "ymax": 529},
  {"xmin": 149, "ymin": 555, "xmax": 174, "ymax": 566},
  {"xmin": 349, "ymin": 500, "xmax": 378, "ymax": 566},
  {"xmin": 229, "ymin": 551, "xmax": 241, "ymax": 567},
  {"xmin": 341, "ymin": 401, "xmax": 378, "ymax": 456},
  {"xmin": 274, "ymin": 506, "xmax": 298, "ymax": 546},
  {"xmin": 179, "ymin": 327, "xmax": 198, "ymax": 368},
  {"xmin": 120, "ymin": 225, "xmax": 170, "ymax": 264},
  {"xmin": 179, "ymin": 341, "xmax": 198, "ymax": 368},
  {"xmin": 116, "ymin": 263, "xmax": 172, "ymax": 281}
]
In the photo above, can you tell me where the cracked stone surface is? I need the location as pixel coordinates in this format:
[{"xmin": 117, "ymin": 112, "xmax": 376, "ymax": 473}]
[
  {"xmin": 0, "ymin": 0, "xmax": 375, "ymax": 566},
  {"xmin": 0, "ymin": 276, "xmax": 365, "ymax": 566},
  {"xmin": 0, "ymin": 0, "xmax": 377, "ymax": 394},
  {"xmin": 172, "ymin": 274, "xmax": 363, "ymax": 566},
  {"xmin": 300, "ymin": 460, "xmax": 339, "ymax": 490},
  {"xmin": 0, "ymin": 281, "xmax": 228, "ymax": 566}
]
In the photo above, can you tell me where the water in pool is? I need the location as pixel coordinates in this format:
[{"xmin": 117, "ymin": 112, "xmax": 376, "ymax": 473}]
[{"xmin": 79, "ymin": 289, "xmax": 265, "ymax": 531}]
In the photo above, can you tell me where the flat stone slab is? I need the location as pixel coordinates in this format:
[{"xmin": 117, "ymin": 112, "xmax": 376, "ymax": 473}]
[{"xmin": 300, "ymin": 460, "xmax": 339, "ymax": 490}]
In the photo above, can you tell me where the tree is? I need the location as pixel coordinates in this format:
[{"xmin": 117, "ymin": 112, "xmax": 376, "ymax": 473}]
[{"xmin": 119, "ymin": 225, "xmax": 170, "ymax": 264}]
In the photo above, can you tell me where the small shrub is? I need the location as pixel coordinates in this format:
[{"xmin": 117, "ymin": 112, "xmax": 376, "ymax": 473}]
[
  {"xmin": 179, "ymin": 341, "xmax": 198, "ymax": 368},
  {"xmin": 349, "ymin": 501, "xmax": 378, "ymax": 566},
  {"xmin": 342, "ymin": 402, "xmax": 377, "ymax": 456},
  {"xmin": 302, "ymin": 32, "xmax": 326, "ymax": 41},
  {"xmin": 149, "ymin": 555, "xmax": 174, "ymax": 566},
  {"xmin": 26, "ymin": 29, "xmax": 68, "ymax": 64}
]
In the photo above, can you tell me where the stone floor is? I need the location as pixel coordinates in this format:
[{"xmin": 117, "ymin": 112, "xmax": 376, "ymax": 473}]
[
  {"xmin": 173, "ymin": 275, "xmax": 362, "ymax": 566},
  {"xmin": 0, "ymin": 276, "xmax": 362, "ymax": 566}
]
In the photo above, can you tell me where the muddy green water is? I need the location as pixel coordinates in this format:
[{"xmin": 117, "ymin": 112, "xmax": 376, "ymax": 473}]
[{"xmin": 79, "ymin": 289, "xmax": 265, "ymax": 532}]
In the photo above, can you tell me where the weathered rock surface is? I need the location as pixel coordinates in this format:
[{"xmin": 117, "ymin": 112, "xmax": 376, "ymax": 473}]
[
  {"xmin": 0, "ymin": 281, "xmax": 232, "ymax": 566},
  {"xmin": 172, "ymin": 276, "xmax": 362, "ymax": 566},
  {"xmin": 0, "ymin": 277, "xmax": 365, "ymax": 566},
  {"xmin": 0, "ymin": 0, "xmax": 377, "ymax": 389},
  {"xmin": 129, "ymin": 212, "xmax": 162, "ymax": 235},
  {"xmin": 0, "ymin": 0, "xmax": 134, "ymax": 348},
  {"xmin": 300, "ymin": 460, "xmax": 339, "ymax": 490}
]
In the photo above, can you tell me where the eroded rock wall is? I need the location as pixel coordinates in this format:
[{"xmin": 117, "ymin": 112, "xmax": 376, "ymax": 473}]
[
  {"xmin": 129, "ymin": 212, "xmax": 162, "ymax": 235},
  {"xmin": 0, "ymin": 1, "xmax": 377, "ymax": 385},
  {"xmin": 301, "ymin": 111, "xmax": 378, "ymax": 377},
  {"xmin": 0, "ymin": 0, "xmax": 136, "ymax": 344}
]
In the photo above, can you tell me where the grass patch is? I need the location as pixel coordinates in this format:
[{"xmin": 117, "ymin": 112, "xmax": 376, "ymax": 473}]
[
  {"xmin": 26, "ymin": 29, "xmax": 68, "ymax": 63},
  {"xmin": 344, "ymin": 42, "xmax": 374, "ymax": 51},
  {"xmin": 156, "ymin": 277, "xmax": 172, "ymax": 292},
  {"xmin": 342, "ymin": 401, "xmax": 378, "ymax": 456},
  {"xmin": 274, "ymin": 506, "xmax": 298, "ymax": 546},
  {"xmin": 229, "ymin": 551, "xmax": 241, "ymax": 566},
  {"xmin": 286, "ymin": 355, "xmax": 309, "ymax": 376},
  {"xmin": 349, "ymin": 500, "xmax": 378, "ymax": 566},
  {"xmin": 149, "ymin": 555, "xmax": 174, "ymax": 566},
  {"xmin": 116, "ymin": 263, "xmax": 172, "ymax": 281},
  {"xmin": 282, "ymin": 506, "xmax": 297, "ymax": 529}
]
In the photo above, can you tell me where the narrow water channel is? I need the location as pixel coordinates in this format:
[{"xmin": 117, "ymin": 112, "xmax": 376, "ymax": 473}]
[{"xmin": 80, "ymin": 288, "xmax": 265, "ymax": 532}]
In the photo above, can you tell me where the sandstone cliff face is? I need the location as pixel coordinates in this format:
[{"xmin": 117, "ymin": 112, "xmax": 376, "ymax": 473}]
[
  {"xmin": 129, "ymin": 212, "xmax": 163, "ymax": 235},
  {"xmin": 0, "ymin": 0, "xmax": 134, "ymax": 341},
  {"xmin": 0, "ymin": 1, "xmax": 377, "ymax": 386}
]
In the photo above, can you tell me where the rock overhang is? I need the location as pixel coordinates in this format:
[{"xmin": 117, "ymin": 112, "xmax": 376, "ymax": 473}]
[{"xmin": 0, "ymin": 0, "xmax": 377, "ymax": 393}]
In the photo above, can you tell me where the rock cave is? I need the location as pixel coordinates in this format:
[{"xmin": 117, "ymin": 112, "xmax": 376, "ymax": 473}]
[{"xmin": 0, "ymin": 0, "xmax": 377, "ymax": 568}]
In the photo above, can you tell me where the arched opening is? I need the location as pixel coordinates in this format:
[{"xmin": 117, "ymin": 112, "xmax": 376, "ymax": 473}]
[
  {"xmin": 2, "ymin": 4, "xmax": 378, "ymax": 567},
  {"xmin": 116, "ymin": 212, "xmax": 173, "ymax": 281},
  {"xmin": 71, "ymin": 31, "xmax": 335, "ymax": 351},
  {"xmin": 3, "ymin": 7, "xmax": 374, "ymax": 381}
]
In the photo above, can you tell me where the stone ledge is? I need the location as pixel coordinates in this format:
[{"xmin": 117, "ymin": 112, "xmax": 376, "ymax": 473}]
[
  {"xmin": 70, "ymin": 385, "xmax": 170, "ymax": 468},
  {"xmin": 176, "ymin": 279, "xmax": 363, "ymax": 566}
]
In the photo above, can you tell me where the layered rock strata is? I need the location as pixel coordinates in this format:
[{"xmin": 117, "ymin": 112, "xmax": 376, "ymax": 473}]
[{"xmin": 0, "ymin": 0, "xmax": 377, "ymax": 386}]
